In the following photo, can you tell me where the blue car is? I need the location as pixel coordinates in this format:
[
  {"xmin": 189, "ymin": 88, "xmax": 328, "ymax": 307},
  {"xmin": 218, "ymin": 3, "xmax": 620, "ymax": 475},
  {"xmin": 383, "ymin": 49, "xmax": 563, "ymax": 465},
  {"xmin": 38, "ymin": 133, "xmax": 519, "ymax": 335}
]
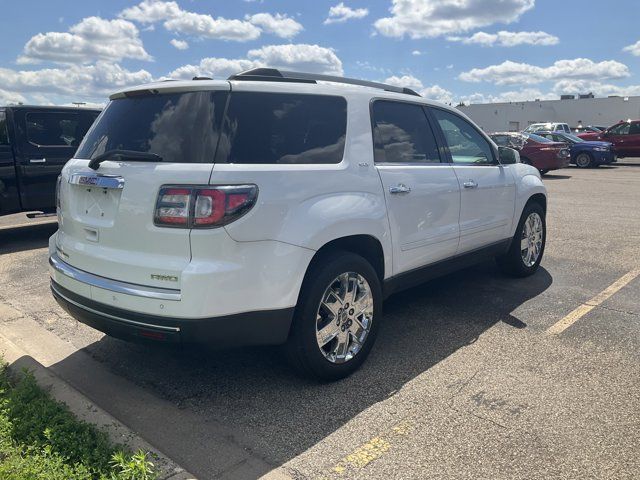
[{"xmin": 536, "ymin": 131, "xmax": 615, "ymax": 168}]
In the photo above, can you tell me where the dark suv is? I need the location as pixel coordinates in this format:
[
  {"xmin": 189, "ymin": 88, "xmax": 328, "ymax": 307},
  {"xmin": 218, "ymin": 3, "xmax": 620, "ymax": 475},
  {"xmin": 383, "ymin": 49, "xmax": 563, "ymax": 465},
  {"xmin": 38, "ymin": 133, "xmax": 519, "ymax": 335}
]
[{"xmin": 0, "ymin": 105, "xmax": 100, "ymax": 216}]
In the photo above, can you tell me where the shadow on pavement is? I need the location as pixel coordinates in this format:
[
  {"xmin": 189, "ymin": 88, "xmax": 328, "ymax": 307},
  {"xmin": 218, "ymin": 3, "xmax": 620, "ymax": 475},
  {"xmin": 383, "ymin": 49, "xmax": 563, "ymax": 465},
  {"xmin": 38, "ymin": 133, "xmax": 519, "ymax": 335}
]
[
  {"xmin": 51, "ymin": 261, "xmax": 552, "ymax": 478},
  {"xmin": 542, "ymin": 174, "xmax": 571, "ymax": 180},
  {"xmin": 0, "ymin": 223, "xmax": 57, "ymax": 255}
]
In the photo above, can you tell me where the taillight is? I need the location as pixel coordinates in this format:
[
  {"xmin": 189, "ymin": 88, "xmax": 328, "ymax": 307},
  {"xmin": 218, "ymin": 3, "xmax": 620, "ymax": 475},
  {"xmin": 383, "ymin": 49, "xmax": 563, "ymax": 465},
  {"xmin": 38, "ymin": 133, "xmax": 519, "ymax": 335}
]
[
  {"xmin": 155, "ymin": 188, "xmax": 191, "ymax": 226},
  {"xmin": 55, "ymin": 175, "xmax": 62, "ymax": 209},
  {"xmin": 154, "ymin": 185, "xmax": 258, "ymax": 228}
]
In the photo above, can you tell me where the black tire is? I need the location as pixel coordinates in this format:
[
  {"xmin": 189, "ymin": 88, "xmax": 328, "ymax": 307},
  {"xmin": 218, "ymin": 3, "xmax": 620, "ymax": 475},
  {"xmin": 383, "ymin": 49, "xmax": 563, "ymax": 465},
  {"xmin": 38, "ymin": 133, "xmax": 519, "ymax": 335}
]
[
  {"xmin": 539, "ymin": 169, "xmax": 549, "ymax": 175},
  {"xmin": 285, "ymin": 251, "xmax": 382, "ymax": 381},
  {"xmin": 575, "ymin": 152, "xmax": 593, "ymax": 168},
  {"xmin": 496, "ymin": 202, "xmax": 546, "ymax": 277}
]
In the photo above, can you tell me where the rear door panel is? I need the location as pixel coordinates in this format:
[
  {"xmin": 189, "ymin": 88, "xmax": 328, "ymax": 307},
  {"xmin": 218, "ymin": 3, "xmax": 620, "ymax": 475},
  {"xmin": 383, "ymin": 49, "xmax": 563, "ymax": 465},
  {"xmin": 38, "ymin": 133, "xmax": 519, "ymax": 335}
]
[
  {"xmin": 0, "ymin": 109, "xmax": 21, "ymax": 214},
  {"xmin": 14, "ymin": 109, "xmax": 98, "ymax": 211}
]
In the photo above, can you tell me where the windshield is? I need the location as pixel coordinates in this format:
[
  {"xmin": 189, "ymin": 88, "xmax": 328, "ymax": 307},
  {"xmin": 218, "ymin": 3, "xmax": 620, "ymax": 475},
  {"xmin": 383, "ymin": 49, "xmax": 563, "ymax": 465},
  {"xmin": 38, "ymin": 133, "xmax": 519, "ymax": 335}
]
[
  {"xmin": 526, "ymin": 133, "xmax": 554, "ymax": 143},
  {"xmin": 76, "ymin": 91, "xmax": 228, "ymax": 163},
  {"xmin": 524, "ymin": 124, "xmax": 549, "ymax": 133}
]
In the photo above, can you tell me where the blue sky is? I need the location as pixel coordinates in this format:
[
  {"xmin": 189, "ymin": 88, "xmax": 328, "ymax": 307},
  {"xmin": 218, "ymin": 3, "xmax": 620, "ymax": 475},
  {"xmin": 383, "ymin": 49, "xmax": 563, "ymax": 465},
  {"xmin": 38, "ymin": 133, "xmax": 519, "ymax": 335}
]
[{"xmin": 2, "ymin": 0, "xmax": 640, "ymax": 106}]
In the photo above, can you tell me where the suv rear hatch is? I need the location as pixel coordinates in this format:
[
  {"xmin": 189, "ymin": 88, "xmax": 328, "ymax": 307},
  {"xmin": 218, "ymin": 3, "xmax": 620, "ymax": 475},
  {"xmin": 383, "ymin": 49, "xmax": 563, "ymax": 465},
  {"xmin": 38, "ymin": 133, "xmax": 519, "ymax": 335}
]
[{"xmin": 55, "ymin": 84, "xmax": 229, "ymax": 291}]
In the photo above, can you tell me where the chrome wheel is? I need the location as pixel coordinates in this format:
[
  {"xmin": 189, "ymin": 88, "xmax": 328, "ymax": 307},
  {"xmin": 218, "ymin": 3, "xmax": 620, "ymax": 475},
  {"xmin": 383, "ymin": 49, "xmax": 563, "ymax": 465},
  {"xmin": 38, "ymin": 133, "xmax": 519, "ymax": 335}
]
[
  {"xmin": 315, "ymin": 272, "xmax": 374, "ymax": 364},
  {"xmin": 576, "ymin": 153, "xmax": 591, "ymax": 168},
  {"xmin": 520, "ymin": 212, "xmax": 543, "ymax": 267}
]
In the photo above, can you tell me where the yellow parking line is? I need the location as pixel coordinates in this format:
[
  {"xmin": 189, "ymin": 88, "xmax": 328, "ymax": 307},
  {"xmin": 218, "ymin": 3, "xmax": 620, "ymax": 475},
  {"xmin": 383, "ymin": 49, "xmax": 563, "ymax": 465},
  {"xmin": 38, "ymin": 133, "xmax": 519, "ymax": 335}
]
[
  {"xmin": 330, "ymin": 422, "xmax": 412, "ymax": 475},
  {"xmin": 547, "ymin": 268, "xmax": 640, "ymax": 335}
]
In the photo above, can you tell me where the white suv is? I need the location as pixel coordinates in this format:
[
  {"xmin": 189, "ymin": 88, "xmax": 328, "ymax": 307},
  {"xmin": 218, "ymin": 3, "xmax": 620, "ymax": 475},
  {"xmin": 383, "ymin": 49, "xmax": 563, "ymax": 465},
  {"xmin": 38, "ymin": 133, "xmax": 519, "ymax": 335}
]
[
  {"xmin": 523, "ymin": 122, "xmax": 571, "ymax": 134},
  {"xmin": 49, "ymin": 68, "xmax": 547, "ymax": 380}
]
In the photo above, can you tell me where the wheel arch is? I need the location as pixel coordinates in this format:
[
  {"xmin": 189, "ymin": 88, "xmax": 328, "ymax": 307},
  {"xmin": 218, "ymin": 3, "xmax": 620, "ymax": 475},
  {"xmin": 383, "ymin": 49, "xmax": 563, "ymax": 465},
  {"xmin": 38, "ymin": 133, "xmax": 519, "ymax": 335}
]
[
  {"xmin": 526, "ymin": 192, "xmax": 547, "ymax": 214},
  {"xmin": 307, "ymin": 234, "xmax": 386, "ymax": 283}
]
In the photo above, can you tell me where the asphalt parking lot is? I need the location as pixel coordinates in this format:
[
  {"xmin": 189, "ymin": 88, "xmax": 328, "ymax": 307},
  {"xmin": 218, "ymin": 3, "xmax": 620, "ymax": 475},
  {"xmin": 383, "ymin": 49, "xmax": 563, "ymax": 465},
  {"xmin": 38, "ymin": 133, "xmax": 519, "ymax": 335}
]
[{"xmin": 1, "ymin": 163, "xmax": 639, "ymax": 479}]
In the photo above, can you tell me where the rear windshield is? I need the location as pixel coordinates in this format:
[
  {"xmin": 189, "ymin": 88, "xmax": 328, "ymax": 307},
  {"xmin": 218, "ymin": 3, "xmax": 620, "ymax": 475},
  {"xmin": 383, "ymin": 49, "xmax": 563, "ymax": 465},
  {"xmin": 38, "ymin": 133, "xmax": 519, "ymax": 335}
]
[
  {"xmin": 76, "ymin": 90, "xmax": 347, "ymax": 165},
  {"xmin": 76, "ymin": 91, "xmax": 228, "ymax": 163},
  {"xmin": 215, "ymin": 92, "xmax": 347, "ymax": 164}
]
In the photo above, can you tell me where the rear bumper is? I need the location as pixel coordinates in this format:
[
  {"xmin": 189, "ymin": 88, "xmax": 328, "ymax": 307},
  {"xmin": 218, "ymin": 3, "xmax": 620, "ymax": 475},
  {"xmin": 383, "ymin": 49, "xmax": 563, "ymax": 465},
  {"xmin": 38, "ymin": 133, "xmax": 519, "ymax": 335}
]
[
  {"xmin": 530, "ymin": 154, "xmax": 570, "ymax": 171},
  {"xmin": 51, "ymin": 280, "xmax": 294, "ymax": 346}
]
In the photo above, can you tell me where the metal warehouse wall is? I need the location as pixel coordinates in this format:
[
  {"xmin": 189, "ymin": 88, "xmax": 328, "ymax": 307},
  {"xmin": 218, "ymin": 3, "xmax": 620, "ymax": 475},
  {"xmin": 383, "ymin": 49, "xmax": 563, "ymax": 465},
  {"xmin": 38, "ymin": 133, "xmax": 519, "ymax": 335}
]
[{"xmin": 458, "ymin": 96, "xmax": 640, "ymax": 133}]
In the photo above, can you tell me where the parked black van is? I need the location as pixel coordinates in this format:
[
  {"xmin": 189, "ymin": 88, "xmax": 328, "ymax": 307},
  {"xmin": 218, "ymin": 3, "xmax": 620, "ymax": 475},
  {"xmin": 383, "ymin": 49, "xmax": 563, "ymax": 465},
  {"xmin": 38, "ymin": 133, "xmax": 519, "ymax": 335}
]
[{"xmin": 0, "ymin": 105, "xmax": 100, "ymax": 216}]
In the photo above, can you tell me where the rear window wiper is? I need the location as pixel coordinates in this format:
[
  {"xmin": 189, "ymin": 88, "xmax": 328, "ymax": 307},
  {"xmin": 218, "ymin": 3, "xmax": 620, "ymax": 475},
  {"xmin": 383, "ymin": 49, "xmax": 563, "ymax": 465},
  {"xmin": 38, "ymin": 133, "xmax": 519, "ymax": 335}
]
[{"xmin": 88, "ymin": 149, "xmax": 163, "ymax": 170}]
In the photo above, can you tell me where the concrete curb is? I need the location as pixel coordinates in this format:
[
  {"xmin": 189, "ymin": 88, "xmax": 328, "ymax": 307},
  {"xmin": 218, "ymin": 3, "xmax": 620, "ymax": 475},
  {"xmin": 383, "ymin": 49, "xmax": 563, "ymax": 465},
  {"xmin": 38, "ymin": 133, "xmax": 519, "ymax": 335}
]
[{"xmin": 0, "ymin": 329, "xmax": 196, "ymax": 480}]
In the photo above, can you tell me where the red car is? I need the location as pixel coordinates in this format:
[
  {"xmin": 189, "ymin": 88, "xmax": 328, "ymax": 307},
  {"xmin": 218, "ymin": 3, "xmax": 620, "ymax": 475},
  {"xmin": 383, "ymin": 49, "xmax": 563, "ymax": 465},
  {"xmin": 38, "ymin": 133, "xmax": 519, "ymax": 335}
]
[
  {"xmin": 490, "ymin": 132, "xmax": 570, "ymax": 174},
  {"xmin": 576, "ymin": 120, "xmax": 640, "ymax": 157}
]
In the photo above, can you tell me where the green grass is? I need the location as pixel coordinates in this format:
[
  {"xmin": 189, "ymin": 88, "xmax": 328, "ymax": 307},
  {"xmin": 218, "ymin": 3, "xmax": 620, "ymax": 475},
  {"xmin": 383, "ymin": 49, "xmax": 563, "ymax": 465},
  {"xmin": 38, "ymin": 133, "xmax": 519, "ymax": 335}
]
[{"xmin": 0, "ymin": 361, "xmax": 157, "ymax": 479}]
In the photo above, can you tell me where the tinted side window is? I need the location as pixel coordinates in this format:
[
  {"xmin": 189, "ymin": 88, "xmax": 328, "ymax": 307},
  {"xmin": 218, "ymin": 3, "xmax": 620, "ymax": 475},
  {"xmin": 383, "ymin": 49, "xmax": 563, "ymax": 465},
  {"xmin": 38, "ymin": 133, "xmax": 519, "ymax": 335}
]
[
  {"xmin": 26, "ymin": 112, "xmax": 85, "ymax": 147},
  {"xmin": 216, "ymin": 92, "xmax": 347, "ymax": 164},
  {"xmin": 0, "ymin": 111, "xmax": 8, "ymax": 145},
  {"xmin": 371, "ymin": 101, "xmax": 440, "ymax": 164},
  {"xmin": 629, "ymin": 122, "xmax": 640, "ymax": 135},
  {"xmin": 431, "ymin": 108, "xmax": 495, "ymax": 165},
  {"xmin": 609, "ymin": 123, "xmax": 630, "ymax": 135}
]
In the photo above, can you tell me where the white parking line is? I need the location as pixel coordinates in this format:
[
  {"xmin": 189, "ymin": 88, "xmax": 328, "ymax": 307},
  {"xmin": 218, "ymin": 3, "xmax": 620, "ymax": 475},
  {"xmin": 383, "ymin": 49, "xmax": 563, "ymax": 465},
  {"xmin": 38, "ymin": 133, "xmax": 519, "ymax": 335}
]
[{"xmin": 547, "ymin": 268, "xmax": 640, "ymax": 335}]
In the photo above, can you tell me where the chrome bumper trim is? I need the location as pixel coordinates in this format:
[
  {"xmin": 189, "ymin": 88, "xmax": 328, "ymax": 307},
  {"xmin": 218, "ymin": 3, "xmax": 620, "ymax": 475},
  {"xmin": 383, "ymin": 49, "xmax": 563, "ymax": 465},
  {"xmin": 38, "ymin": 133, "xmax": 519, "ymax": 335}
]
[
  {"xmin": 49, "ymin": 253, "xmax": 181, "ymax": 301},
  {"xmin": 51, "ymin": 282, "xmax": 180, "ymax": 332},
  {"xmin": 69, "ymin": 172, "xmax": 124, "ymax": 189}
]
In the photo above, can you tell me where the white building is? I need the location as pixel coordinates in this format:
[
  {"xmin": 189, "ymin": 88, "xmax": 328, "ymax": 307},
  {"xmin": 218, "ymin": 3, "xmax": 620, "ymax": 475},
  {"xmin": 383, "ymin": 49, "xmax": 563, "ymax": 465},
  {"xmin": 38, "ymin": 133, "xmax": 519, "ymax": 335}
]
[{"xmin": 458, "ymin": 95, "xmax": 640, "ymax": 133}]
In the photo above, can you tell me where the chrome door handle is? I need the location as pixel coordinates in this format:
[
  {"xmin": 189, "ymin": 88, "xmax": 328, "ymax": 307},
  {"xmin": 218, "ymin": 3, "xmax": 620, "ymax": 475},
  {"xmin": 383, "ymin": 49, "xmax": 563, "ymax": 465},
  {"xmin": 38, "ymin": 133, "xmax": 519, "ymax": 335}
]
[
  {"xmin": 463, "ymin": 180, "xmax": 478, "ymax": 189},
  {"xmin": 29, "ymin": 158, "xmax": 47, "ymax": 164},
  {"xmin": 389, "ymin": 184, "xmax": 411, "ymax": 194}
]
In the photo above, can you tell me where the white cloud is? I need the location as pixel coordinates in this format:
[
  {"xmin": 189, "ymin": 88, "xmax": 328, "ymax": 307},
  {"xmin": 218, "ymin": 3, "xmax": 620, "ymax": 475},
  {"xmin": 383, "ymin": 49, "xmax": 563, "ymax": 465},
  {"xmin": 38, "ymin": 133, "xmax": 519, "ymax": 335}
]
[
  {"xmin": 248, "ymin": 44, "xmax": 343, "ymax": 75},
  {"xmin": 623, "ymin": 40, "xmax": 640, "ymax": 56},
  {"xmin": 459, "ymin": 58, "xmax": 630, "ymax": 85},
  {"xmin": 461, "ymin": 88, "xmax": 553, "ymax": 104},
  {"xmin": 374, "ymin": 0, "xmax": 535, "ymax": 39},
  {"xmin": 384, "ymin": 75, "xmax": 453, "ymax": 103},
  {"xmin": 164, "ymin": 11, "xmax": 261, "ymax": 41},
  {"xmin": 552, "ymin": 79, "xmax": 640, "ymax": 97},
  {"xmin": 324, "ymin": 3, "xmax": 369, "ymax": 24},
  {"xmin": 18, "ymin": 16, "xmax": 151, "ymax": 64},
  {"xmin": 170, "ymin": 38, "xmax": 189, "ymax": 50},
  {"xmin": 448, "ymin": 30, "xmax": 558, "ymax": 47},
  {"xmin": 121, "ymin": 1, "xmax": 301, "ymax": 41},
  {"xmin": 421, "ymin": 85, "xmax": 453, "ymax": 104},
  {"xmin": 411, "ymin": 50, "xmax": 422, "ymax": 56},
  {"xmin": 246, "ymin": 13, "xmax": 303, "ymax": 39},
  {"xmin": 0, "ymin": 88, "xmax": 27, "ymax": 105},
  {"xmin": 384, "ymin": 74, "xmax": 424, "ymax": 91},
  {"xmin": 0, "ymin": 62, "xmax": 152, "ymax": 104},
  {"xmin": 168, "ymin": 58, "xmax": 261, "ymax": 80},
  {"xmin": 120, "ymin": 0, "xmax": 182, "ymax": 23},
  {"xmin": 168, "ymin": 44, "xmax": 344, "ymax": 80}
]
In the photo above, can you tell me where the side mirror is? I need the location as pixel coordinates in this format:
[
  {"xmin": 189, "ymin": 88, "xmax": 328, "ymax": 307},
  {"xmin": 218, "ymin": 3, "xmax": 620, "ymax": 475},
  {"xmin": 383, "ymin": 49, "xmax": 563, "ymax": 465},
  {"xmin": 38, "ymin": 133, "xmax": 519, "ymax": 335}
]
[{"xmin": 498, "ymin": 146, "xmax": 519, "ymax": 165}]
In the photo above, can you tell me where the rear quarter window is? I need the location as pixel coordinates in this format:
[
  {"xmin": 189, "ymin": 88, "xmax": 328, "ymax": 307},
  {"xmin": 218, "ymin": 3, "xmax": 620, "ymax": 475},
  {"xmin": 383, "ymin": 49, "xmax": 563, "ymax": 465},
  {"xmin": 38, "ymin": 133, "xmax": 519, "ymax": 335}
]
[{"xmin": 215, "ymin": 92, "xmax": 347, "ymax": 164}]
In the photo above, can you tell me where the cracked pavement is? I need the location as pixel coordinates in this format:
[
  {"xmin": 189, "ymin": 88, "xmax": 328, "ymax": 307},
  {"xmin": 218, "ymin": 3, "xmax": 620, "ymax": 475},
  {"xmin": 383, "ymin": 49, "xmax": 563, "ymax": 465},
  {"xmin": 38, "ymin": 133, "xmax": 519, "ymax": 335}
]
[{"xmin": 1, "ymin": 164, "xmax": 639, "ymax": 479}]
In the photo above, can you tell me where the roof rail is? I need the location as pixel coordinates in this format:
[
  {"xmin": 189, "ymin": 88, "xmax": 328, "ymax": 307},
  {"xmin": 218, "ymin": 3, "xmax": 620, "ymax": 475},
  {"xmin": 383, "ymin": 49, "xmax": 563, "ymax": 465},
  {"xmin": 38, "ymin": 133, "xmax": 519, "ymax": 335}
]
[{"xmin": 228, "ymin": 68, "xmax": 421, "ymax": 97}]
